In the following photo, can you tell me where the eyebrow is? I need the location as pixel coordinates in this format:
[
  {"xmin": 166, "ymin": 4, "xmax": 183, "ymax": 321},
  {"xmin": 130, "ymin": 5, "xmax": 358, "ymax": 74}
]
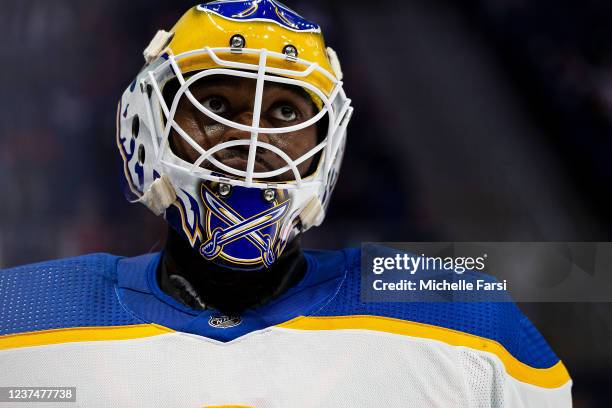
[
  {"xmin": 190, "ymin": 76, "xmax": 313, "ymax": 103},
  {"xmin": 274, "ymin": 82, "xmax": 313, "ymax": 103},
  {"xmin": 192, "ymin": 76, "xmax": 240, "ymax": 89}
]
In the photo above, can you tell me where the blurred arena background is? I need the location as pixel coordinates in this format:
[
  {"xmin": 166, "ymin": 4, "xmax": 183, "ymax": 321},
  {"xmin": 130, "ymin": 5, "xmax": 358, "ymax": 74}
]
[{"xmin": 1, "ymin": 0, "xmax": 611, "ymax": 405}]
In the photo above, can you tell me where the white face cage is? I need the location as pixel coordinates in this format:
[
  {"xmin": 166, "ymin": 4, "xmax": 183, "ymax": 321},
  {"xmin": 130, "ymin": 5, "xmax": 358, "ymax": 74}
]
[
  {"xmin": 119, "ymin": 44, "xmax": 352, "ymax": 252},
  {"xmin": 142, "ymin": 46, "xmax": 353, "ymax": 191}
]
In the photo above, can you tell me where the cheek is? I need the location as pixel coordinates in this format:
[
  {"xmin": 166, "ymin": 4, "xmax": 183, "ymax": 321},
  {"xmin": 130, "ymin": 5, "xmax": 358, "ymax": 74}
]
[
  {"xmin": 203, "ymin": 124, "xmax": 226, "ymax": 140},
  {"xmin": 271, "ymin": 125, "xmax": 318, "ymax": 179},
  {"xmin": 274, "ymin": 125, "xmax": 318, "ymax": 159},
  {"xmin": 171, "ymin": 107, "xmax": 225, "ymax": 161}
]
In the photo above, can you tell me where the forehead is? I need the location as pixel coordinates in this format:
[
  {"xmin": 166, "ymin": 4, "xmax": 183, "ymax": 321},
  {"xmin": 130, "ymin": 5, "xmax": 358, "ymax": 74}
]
[{"xmin": 187, "ymin": 75, "xmax": 313, "ymax": 102}]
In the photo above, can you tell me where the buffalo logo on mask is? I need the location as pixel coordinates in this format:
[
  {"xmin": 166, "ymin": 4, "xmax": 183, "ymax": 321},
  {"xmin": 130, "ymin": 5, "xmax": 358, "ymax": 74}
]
[{"xmin": 200, "ymin": 184, "xmax": 290, "ymax": 268}]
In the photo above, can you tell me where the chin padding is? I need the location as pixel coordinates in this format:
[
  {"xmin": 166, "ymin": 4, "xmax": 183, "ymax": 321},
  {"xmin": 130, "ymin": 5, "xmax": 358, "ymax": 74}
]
[
  {"xmin": 143, "ymin": 30, "xmax": 174, "ymax": 64},
  {"xmin": 300, "ymin": 197, "xmax": 325, "ymax": 230},
  {"xmin": 139, "ymin": 174, "xmax": 177, "ymax": 216}
]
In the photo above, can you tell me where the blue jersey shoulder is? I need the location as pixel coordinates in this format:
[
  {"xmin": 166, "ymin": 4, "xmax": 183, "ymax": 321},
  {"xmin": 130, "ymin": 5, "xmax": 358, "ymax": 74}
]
[
  {"xmin": 0, "ymin": 254, "xmax": 142, "ymax": 336},
  {"xmin": 318, "ymin": 247, "xmax": 560, "ymax": 369}
]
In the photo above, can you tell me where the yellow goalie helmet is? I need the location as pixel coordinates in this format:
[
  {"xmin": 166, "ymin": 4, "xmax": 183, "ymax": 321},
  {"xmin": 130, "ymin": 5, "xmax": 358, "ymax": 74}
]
[{"xmin": 117, "ymin": 0, "xmax": 353, "ymax": 269}]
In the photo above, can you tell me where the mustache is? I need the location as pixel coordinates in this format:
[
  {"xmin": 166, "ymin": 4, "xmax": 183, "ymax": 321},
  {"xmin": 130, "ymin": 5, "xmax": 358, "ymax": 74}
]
[{"xmin": 212, "ymin": 146, "xmax": 275, "ymax": 172}]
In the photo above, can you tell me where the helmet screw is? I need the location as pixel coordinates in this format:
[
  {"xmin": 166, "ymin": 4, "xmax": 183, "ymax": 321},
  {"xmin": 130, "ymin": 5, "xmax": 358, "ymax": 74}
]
[
  {"xmin": 219, "ymin": 183, "xmax": 232, "ymax": 197},
  {"xmin": 263, "ymin": 189, "xmax": 276, "ymax": 202},
  {"xmin": 230, "ymin": 34, "xmax": 246, "ymax": 49},
  {"xmin": 283, "ymin": 44, "xmax": 298, "ymax": 58}
]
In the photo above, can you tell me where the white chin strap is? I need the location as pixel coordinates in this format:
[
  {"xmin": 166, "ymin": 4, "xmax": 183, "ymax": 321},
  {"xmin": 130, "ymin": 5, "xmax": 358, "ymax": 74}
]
[
  {"xmin": 138, "ymin": 174, "xmax": 177, "ymax": 216},
  {"xmin": 300, "ymin": 197, "xmax": 325, "ymax": 230}
]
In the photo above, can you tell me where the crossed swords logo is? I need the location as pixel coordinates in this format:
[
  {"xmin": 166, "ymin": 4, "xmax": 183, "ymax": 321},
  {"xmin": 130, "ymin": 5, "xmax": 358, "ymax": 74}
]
[{"xmin": 199, "ymin": 187, "xmax": 290, "ymax": 267}]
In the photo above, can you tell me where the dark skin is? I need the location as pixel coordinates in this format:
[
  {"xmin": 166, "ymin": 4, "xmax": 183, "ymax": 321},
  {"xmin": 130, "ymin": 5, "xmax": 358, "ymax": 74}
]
[
  {"xmin": 170, "ymin": 75, "xmax": 319, "ymax": 180},
  {"xmin": 159, "ymin": 76, "xmax": 320, "ymax": 313}
]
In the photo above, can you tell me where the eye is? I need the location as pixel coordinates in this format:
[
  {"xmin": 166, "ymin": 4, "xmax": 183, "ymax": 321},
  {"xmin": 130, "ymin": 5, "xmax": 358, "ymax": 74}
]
[
  {"xmin": 270, "ymin": 105, "xmax": 298, "ymax": 122},
  {"xmin": 202, "ymin": 97, "xmax": 227, "ymax": 114}
]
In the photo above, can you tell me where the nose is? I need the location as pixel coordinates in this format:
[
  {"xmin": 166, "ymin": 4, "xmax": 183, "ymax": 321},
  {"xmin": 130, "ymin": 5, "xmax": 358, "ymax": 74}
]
[{"xmin": 221, "ymin": 111, "xmax": 271, "ymax": 145}]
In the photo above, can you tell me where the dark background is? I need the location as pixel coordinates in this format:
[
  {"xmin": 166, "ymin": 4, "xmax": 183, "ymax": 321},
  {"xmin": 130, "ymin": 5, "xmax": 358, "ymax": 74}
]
[{"xmin": 1, "ymin": 0, "xmax": 611, "ymax": 405}]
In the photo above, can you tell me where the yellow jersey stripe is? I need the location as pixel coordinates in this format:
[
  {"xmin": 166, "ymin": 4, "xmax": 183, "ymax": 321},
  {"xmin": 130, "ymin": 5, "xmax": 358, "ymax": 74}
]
[
  {"xmin": 203, "ymin": 406, "xmax": 254, "ymax": 408},
  {"xmin": 276, "ymin": 315, "xmax": 571, "ymax": 389},
  {"xmin": 0, "ymin": 324, "xmax": 174, "ymax": 351}
]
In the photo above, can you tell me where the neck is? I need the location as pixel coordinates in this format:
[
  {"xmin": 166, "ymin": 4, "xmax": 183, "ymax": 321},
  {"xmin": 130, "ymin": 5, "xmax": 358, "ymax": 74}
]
[{"xmin": 158, "ymin": 227, "xmax": 306, "ymax": 314}]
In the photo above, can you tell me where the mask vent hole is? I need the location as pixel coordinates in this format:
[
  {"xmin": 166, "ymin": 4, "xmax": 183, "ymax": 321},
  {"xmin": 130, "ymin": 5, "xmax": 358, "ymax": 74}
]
[
  {"xmin": 138, "ymin": 144, "xmax": 146, "ymax": 164},
  {"xmin": 132, "ymin": 115, "xmax": 140, "ymax": 139}
]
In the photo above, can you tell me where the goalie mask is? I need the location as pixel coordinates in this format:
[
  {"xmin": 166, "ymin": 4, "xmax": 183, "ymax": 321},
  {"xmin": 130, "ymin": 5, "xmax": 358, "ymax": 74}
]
[{"xmin": 116, "ymin": 0, "xmax": 353, "ymax": 270}]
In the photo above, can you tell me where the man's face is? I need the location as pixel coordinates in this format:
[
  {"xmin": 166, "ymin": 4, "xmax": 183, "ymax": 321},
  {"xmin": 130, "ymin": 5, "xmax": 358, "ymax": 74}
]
[{"xmin": 170, "ymin": 76, "xmax": 319, "ymax": 181}]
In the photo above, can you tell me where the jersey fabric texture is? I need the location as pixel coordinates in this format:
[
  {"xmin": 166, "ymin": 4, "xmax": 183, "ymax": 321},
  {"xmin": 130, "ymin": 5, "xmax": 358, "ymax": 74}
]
[{"xmin": 0, "ymin": 248, "xmax": 572, "ymax": 407}]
